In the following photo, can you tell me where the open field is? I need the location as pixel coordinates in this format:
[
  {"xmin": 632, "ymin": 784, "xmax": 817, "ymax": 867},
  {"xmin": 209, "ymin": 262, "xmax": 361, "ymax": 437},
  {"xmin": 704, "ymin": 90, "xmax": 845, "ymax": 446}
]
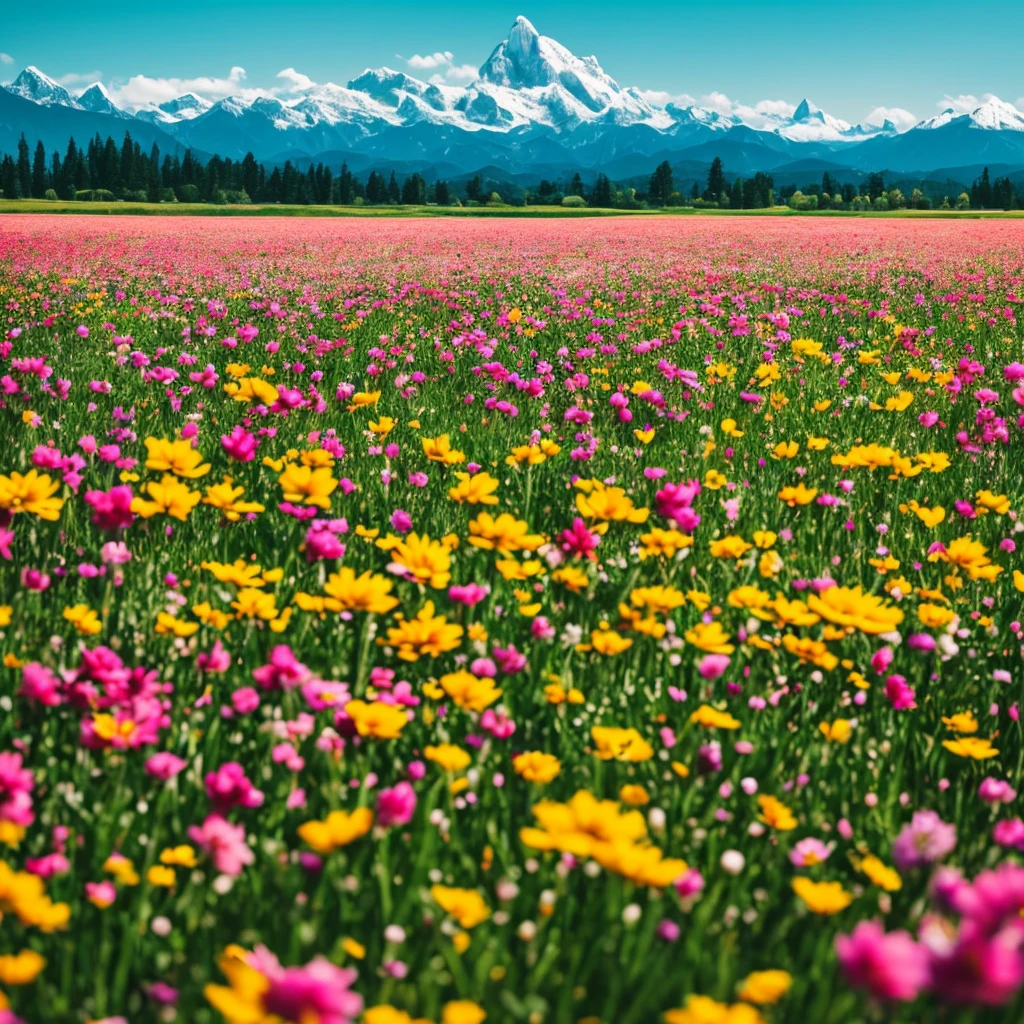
[
  {"xmin": 0, "ymin": 214, "xmax": 1023, "ymax": 1023},
  {"xmin": 4, "ymin": 199, "xmax": 1024, "ymax": 218}
]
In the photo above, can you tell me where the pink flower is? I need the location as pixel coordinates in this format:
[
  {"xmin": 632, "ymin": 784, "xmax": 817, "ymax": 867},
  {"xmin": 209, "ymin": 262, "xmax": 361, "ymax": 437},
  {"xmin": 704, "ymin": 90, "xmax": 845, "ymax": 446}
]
[
  {"xmin": 789, "ymin": 837, "xmax": 833, "ymax": 867},
  {"xmin": 697, "ymin": 654, "xmax": 730, "ymax": 680},
  {"xmin": 253, "ymin": 646, "xmax": 311, "ymax": 691},
  {"xmin": 257, "ymin": 953, "xmax": 363, "ymax": 1024},
  {"xmin": 188, "ymin": 815, "xmax": 254, "ymax": 876},
  {"xmin": 0, "ymin": 752, "xmax": 34, "ymax": 828},
  {"xmin": 145, "ymin": 752, "xmax": 187, "ymax": 780},
  {"xmin": 197, "ymin": 640, "xmax": 231, "ymax": 674},
  {"xmin": 836, "ymin": 920, "xmax": 929, "ymax": 1002},
  {"xmin": 84, "ymin": 485, "xmax": 135, "ymax": 532},
  {"xmin": 205, "ymin": 762, "xmax": 264, "ymax": 813},
  {"xmin": 375, "ymin": 782, "xmax": 417, "ymax": 828},
  {"xmin": 979, "ymin": 778, "xmax": 1017, "ymax": 804}
]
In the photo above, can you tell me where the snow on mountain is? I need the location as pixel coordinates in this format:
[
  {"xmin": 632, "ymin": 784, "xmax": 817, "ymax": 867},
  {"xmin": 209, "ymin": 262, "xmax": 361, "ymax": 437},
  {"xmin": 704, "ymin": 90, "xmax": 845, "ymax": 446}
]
[
  {"xmin": 6, "ymin": 66, "xmax": 80, "ymax": 108},
  {"xmin": 77, "ymin": 82, "xmax": 131, "ymax": 118},
  {"xmin": 7, "ymin": 19, "xmax": 1024, "ymax": 175}
]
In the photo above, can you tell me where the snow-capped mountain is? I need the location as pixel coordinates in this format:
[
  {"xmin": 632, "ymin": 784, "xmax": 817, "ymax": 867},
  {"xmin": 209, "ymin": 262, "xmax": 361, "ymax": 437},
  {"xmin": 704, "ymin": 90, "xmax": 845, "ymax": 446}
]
[
  {"xmin": 7, "ymin": 67, "xmax": 80, "ymax": 109},
  {"xmin": 77, "ymin": 82, "xmax": 132, "ymax": 119},
  {"xmin": 5, "ymin": 17, "xmax": 1024, "ymax": 177}
]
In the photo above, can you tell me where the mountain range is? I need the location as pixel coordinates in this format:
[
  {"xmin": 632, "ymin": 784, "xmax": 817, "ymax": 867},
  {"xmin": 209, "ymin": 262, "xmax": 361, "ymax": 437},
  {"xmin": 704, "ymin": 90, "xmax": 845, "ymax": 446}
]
[{"xmin": 4, "ymin": 15, "xmax": 1024, "ymax": 182}]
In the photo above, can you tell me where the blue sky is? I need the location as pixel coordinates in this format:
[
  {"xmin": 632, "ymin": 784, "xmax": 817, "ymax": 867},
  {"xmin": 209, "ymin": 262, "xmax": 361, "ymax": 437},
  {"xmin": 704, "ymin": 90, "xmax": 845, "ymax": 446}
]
[{"xmin": 3, "ymin": 1, "xmax": 1023, "ymax": 125}]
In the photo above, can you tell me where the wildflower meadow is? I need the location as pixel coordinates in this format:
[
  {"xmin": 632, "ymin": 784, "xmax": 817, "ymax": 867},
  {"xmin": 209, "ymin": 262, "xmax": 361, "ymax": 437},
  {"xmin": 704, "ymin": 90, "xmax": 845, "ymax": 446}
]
[{"xmin": 1, "ymin": 213, "xmax": 1023, "ymax": 1024}]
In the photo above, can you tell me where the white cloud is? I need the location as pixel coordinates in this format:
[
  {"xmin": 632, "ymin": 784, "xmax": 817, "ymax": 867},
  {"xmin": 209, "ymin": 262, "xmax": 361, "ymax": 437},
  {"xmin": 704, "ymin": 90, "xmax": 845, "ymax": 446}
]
[
  {"xmin": 55, "ymin": 70, "xmax": 103, "ymax": 88},
  {"xmin": 940, "ymin": 93, "xmax": 985, "ymax": 114},
  {"xmin": 865, "ymin": 105, "xmax": 917, "ymax": 131},
  {"xmin": 0, "ymin": 53, "xmax": 13, "ymax": 65},
  {"xmin": 276, "ymin": 67, "xmax": 315, "ymax": 92},
  {"xmin": 406, "ymin": 50, "xmax": 453, "ymax": 70},
  {"xmin": 107, "ymin": 66, "xmax": 271, "ymax": 110},
  {"xmin": 637, "ymin": 89, "xmax": 697, "ymax": 107},
  {"xmin": 402, "ymin": 50, "xmax": 477, "ymax": 85}
]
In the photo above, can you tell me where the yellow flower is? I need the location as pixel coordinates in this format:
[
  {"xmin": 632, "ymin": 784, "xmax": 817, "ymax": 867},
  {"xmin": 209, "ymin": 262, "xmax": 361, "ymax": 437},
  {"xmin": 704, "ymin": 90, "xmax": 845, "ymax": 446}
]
[
  {"xmin": 131, "ymin": 475, "xmax": 202, "ymax": 520},
  {"xmin": 468, "ymin": 512, "xmax": 542, "ymax": 554},
  {"xmin": 943, "ymin": 737, "xmax": 999, "ymax": 760},
  {"xmin": 369, "ymin": 416, "xmax": 395, "ymax": 438},
  {"xmin": 202, "ymin": 477, "xmax": 265, "ymax": 521},
  {"xmin": 942, "ymin": 710, "xmax": 978, "ymax": 734},
  {"xmin": 0, "ymin": 470, "xmax": 64, "ymax": 520},
  {"xmin": 381, "ymin": 533, "xmax": 453, "ymax": 588},
  {"xmin": 341, "ymin": 937, "xmax": 366, "ymax": 959},
  {"xmin": 154, "ymin": 611, "xmax": 199, "ymax": 638},
  {"xmin": 425, "ymin": 744, "xmax": 472, "ymax": 772},
  {"xmin": 806, "ymin": 586, "xmax": 904, "ymax": 635},
  {"xmin": 858, "ymin": 854, "xmax": 902, "ymax": 892},
  {"xmin": 709, "ymin": 535, "xmax": 752, "ymax": 560},
  {"xmin": 224, "ymin": 376, "xmax": 279, "ymax": 404},
  {"xmin": 619, "ymin": 785, "xmax": 649, "ymax": 806},
  {"xmin": 819, "ymin": 719, "xmax": 852, "ymax": 743},
  {"xmin": 689, "ymin": 705, "xmax": 741, "ymax": 730},
  {"xmin": 442, "ymin": 1000, "xmax": 486, "ymax": 1024},
  {"xmin": 684, "ymin": 621, "xmax": 735, "ymax": 655},
  {"xmin": 365, "ymin": 1008, "xmax": 433, "ymax": 1024},
  {"xmin": 431, "ymin": 887, "xmax": 490, "ymax": 929},
  {"xmin": 382, "ymin": 602, "xmax": 463, "ymax": 662},
  {"xmin": 146, "ymin": 865, "xmax": 176, "ymax": 887},
  {"xmin": 777, "ymin": 483, "xmax": 818, "ymax": 506},
  {"xmin": 318, "ymin": 567, "xmax": 399, "ymax": 614},
  {"xmin": 758, "ymin": 795, "xmax": 797, "ymax": 831},
  {"xmin": 591, "ymin": 726, "xmax": 653, "ymax": 761},
  {"xmin": 513, "ymin": 751, "xmax": 561, "ymax": 783},
  {"xmin": 143, "ymin": 436, "xmax": 210, "ymax": 478},
  {"xmin": 574, "ymin": 479, "xmax": 649, "ymax": 524},
  {"xmin": 439, "ymin": 670, "xmax": 502, "ymax": 711},
  {"xmin": 772, "ymin": 441, "xmax": 799, "ymax": 459},
  {"xmin": 298, "ymin": 807, "xmax": 374, "ymax": 854},
  {"xmin": 976, "ymin": 490, "xmax": 1010, "ymax": 515},
  {"xmin": 63, "ymin": 604, "xmax": 101, "ymax": 636},
  {"xmin": 0, "ymin": 949, "xmax": 46, "ymax": 985},
  {"xmin": 277, "ymin": 463, "xmax": 337, "ymax": 509},
  {"xmin": 737, "ymin": 970, "xmax": 792, "ymax": 1005},
  {"xmin": 343, "ymin": 700, "xmax": 408, "ymax": 740},
  {"xmin": 589, "ymin": 625, "xmax": 633, "ymax": 656},
  {"xmin": 792, "ymin": 877, "xmax": 853, "ymax": 915},
  {"xmin": 448, "ymin": 471, "xmax": 499, "ymax": 505},
  {"xmin": 346, "ymin": 389, "xmax": 381, "ymax": 411},
  {"xmin": 422, "ymin": 435, "xmax": 465, "ymax": 464},
  {"xmin": 664, "ymin": 995, "xmax": 765, "ymax": 1024},
  {"xmin": 639, "ymin": 527, "xmax": 693, "ymax": 560},
  {"xmin": 160, "ymin": 845, "xmax": 197, "ymax": 868}
]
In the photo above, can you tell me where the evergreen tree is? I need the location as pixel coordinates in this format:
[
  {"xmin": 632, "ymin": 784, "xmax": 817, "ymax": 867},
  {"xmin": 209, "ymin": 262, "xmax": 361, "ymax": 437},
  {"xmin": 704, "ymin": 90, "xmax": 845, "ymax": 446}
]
[
  {"xmin": 569, "ymin": 171, "xmax": 585, "ymax": 197},
  {"xmin": 592, "ymin": 173, "xmax": 612, "ymax": 207},
  {"xmin": 706, "ymin": 157, "xmax": 725, "ymax": 203},
  {"xmin": 31, "ymin": 140, "xmax": 47, "ymax": 198},
  {"xmin": 16, "ymin": 134, "xmax": 31, "ymax": 198},
  {"xmin": 866, "ymin": 172, "xmax": 885, "ymax": 201},
  {"xmin": 466, "ymin": 175, "xmax": 484, "ymax": 202},
  {"xmin": 434, "ymin": 180, "xmax": 450, "ymax": 205},
  {"xmin": 387, "ymin": 171, "xmax": 400, "ymax": 204},
  {"xmin": 648, "ymin": 161, "xmax": 673, "ymax": 206},
  {"xmin": 731, "ymin": 175, "xmax": 744, "ymax": 209}
]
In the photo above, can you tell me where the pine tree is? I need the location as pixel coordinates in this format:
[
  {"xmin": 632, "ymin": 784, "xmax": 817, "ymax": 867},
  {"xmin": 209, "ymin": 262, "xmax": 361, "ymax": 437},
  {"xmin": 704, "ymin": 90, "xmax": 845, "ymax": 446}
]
[
  {"xmin": 31, "ymin": 140, "xmax": 47, "ymax": 198},
  {"xmin": 387, "ymin": 171, "xmax": 400, "ymax": 204},
  {"xmin": 593, "ymin": 173, "xmax": 612, "ymax": 207},
  {"xmin": 706, "ymin": 157, "xmax": 725, "ymax": 203},
  {"xmin": 434, "ymin": 179, "xmax": 450, "ymax": 205},
  {"xmin": 16, "ymin": 134, "xmax": 31, "ymax": 198}
]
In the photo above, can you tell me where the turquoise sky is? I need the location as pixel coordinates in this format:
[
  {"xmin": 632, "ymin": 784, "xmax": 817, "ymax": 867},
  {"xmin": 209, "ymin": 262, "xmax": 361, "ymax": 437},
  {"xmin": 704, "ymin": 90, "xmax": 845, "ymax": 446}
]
[{"xmin": 3, "ymin": 1, "xmax": 1022, "ymax": 123}]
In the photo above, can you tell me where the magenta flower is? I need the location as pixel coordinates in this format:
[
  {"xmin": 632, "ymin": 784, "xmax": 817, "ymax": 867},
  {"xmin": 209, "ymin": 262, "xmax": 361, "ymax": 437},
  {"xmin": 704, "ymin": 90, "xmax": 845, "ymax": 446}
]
[
  {"xmin": 836, "ymin": 920, "xmax": 929, "ymax": 1002},
  {"xmin": 375, "ymin": 782, "xmax": 417, "ymax": 828},
  {"xmin": 188, "ymin": 815, "xmax": 254, "ymax": 876},
  {"xmin": 892, "ymin": 810, "xmax": 957, "ymax": 871}
]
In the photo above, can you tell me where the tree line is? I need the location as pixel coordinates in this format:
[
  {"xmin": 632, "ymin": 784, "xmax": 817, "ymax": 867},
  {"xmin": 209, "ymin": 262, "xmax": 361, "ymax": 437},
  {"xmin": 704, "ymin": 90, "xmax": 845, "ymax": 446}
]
[
  {"xmin": 0, "ymin": 131, "xmax": 456, "ymax": 207},
  {"xmin": 1, "ymin": 130, "xmax": 1020, "ymax": 212}
]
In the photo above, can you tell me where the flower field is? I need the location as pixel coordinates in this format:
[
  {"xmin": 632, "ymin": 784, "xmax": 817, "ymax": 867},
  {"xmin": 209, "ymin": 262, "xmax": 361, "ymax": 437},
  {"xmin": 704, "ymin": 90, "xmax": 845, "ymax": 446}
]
[{"xmin": 1, "ymin": 213, "xmax": 1024, "ymax": 1024}]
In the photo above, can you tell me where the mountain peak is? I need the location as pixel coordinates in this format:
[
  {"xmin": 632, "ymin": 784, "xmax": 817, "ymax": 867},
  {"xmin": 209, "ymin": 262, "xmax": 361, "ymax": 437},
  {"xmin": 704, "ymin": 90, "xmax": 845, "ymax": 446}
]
[{"xmin": 8, "ymin": 66, "xmax": 78, "ymax": 108}]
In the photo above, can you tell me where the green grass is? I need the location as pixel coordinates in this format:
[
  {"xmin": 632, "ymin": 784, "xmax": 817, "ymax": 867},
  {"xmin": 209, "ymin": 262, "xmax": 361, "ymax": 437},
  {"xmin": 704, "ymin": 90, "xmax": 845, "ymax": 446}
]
[{"xmin": 3, "ymin": 199, "xmax": 1024, "ymax": 218}]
